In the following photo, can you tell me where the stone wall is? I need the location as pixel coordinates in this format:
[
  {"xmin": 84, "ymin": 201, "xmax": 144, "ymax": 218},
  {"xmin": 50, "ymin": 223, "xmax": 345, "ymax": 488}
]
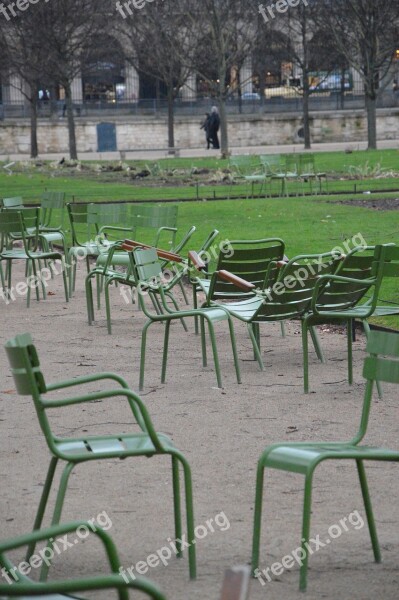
[{"xmin": 0, "ymin": 109, "xmax": 398, "ymax": 154}]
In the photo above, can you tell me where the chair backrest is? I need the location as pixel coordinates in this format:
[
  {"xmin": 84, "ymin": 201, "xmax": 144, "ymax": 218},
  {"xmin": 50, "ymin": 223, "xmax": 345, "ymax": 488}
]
[
  {"xmin": 254, "ymin": 252, "xmax": 341, "ymax": 322},
  {"xmin": 41, "ymin": 191, "xmax": 66, "ymax": 228},
  {"xmin": 209, "ymin": 238, "xmax": 285, "ymax": 299},
  {"xmin": 353, "ymin": 329, "xmax": 399, "ymax": 445},
  {"xmin": 316, "ymin": 245, "xmax": 379, "ymax": 310},
  {"xmin": 298, "ymin": 154, "xmax": 316, "ymax": 175},
  {"xmin": 128, "ymin": 204, "xmax": 178, "ymax": 247},
  {"xmin": 2, "ymin": 196, "xmax": 24, "ymax": 209},
  {"xmin": 4, "ymin": 334, "xmax": 53, "ymax": 444},
  {"xmin": 284, "ymin": 154, "xmax": 299, "ymax": 174},
  {"xmin": 0, "ymin": 208, "xmax": 39, "ymax": 253},
  {"xmin": 67, "ymin": 202, "xmax": 91, "ymax": 246},
  {"xmin": 229, "ymin": 155, "xmax": 256, "ymax": 176},
  {"xmin": 259, "ymin": 155, "xmax": 284, "ymax": 176}
]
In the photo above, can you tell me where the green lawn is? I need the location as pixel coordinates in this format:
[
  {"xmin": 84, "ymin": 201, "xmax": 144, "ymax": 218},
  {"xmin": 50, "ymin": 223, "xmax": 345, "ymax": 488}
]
[{"xmin": 1, "ymin": 150, "xmax": 398, "ymax": 328}]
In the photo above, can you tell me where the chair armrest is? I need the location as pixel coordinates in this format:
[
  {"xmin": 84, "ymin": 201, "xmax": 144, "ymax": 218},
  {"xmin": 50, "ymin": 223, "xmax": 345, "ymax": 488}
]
[
  {"xmin": 42, "ymin": 388, "xmax": 162, "ymax": 447},
  {"xmin": 122, "ymin": 240, "xmax": 183, "ymax": 263},
  {"xmin": 310, "ymin": 273, "xmax": 376, "ymax": 314},
  {"xmin": 45, "ymin": 372, "xmax": 130, "ymax": 393},
  {"xmin": 154, "ymin": 226, "xmax": 177, "ymax": 247},
  {"xmin": 217, "ymin": 270, "xmax": 256, "ymax": 292},
  {"xmin": 188, "ymin": 250, "xmax": 206, "ymax": 271}
]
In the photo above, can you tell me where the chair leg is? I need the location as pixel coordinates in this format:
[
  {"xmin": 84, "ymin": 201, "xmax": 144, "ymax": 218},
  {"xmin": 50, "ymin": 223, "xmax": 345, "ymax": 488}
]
[
  {"xmin": 60, "ymin": 257, "xmax": 69, "ymax": 303},
  {"xmin": 227, "ymin": 317, "xmax": 241, "ymax": 384},
  {"xmin": 105, "ymin": 279, "xmax": 113, "ymax": 335},
  {"xmin": 299, "ymin": 471, "xmax": 314, "ymax": 591},
  {"xmin": 247, "ymin": 323, "xmax": 264, "ymax": 370},
  {"xmin": 309, "ymin": 325, "xmax": 325, "ymax": 363},
  {"xmin": 200, "ymin": 316, "xmax": 207, "ymax": 367},
  {"xmin": 251, "ymin": 459, "xmax": 265, "ymax": 576},
  {"xmin": 178, "ymin": 279, "xmax": 189, "ymax": 305},
  {"xmin": 166, "ymin": 291, "xmax": 188, "ymax": 332},
  {"xmin": 175, "ymin": 452, "xmax": 196, "ymax": 580},
  {"xmin": 139, "ymin": 319, "xmax": 152, "ymax": 391},
  {"xmin": 302, "ymin": 319, "xmax": 310, "ymax": 393},
  {"xmin": 206, "ymin": 318, "xmax": 223, "ymax": 388},
  {"xmin": 171, "ymin": 455, "xmax": 183, "ymax": 558},
  {"xmin": 363, "ymin": 321, "xmax": 383, "ymax": 398},
  {"xmin": 280, "ymin": 321, "xmax": 286, "ymax": 338},
  {"xmin": 193, "ymin": 285, "xmax": 199, "ymax": 335},
  {"xmin": 85, "ymin": 273, "xmax": 95, "ymax": 325},
  {"xmin": 25, "ymin": 457, "xmax": 58, "ymax": 561},
  {"xmin": 161, "ymin": 320, "xmax": 171, "ymax": 384},
  {"xmin": 39, "ymin": 461, "xmax": 75, "ymax": 581},
  {"xmin": 356, "ymin": 459, "xmax": 381, "ymax": 563},
  {"xmin": 347, "ymin": 319, "xmax": 353, "ymax": 385}
]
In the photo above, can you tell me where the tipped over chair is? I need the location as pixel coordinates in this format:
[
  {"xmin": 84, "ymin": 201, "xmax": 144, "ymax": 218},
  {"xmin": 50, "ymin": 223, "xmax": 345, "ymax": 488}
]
[
  {"xmin": 252, "ymin": 329, "xmax": 399, "ymax": 591},
  {"xmin": 4, "ymin": 333, "xmax": 196, "ymax": 581}
]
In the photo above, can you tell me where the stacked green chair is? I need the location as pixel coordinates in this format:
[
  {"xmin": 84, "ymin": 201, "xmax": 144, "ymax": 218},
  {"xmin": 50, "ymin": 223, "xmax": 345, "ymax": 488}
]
[
  {"xmin": 259, "ymin": 155, "xmax": 287, "ymax": 197},
  {"xmin": 298, "ymin": 153, "xmax": 327, "ymax": 195},
  {"xmin": 0, "ymin": 522, "xmax": 166, "ymax": 599},
  {"xmin": 252, "ymin": 329, "xmax": 399, "ymax": 591},
  {"xmin": 0, "ymin": 208, "xmax": 68, "ymax": 306},
  {"xmin": 228, "ymin": 156, "xmax": 264, "ymax": 199},
  {"xmin": 129, "ymin": 247, "xmax": 241, "ymax": 390},
  {"xmin": 4, "ymin": 333, "xmax": 196, "ymax": 581}
]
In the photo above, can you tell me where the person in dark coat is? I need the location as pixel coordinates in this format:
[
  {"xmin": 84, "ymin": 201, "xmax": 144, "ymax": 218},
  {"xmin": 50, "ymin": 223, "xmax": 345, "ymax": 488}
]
[
  {"xmin": 208, "ymin": 106, "xmax": 220, "ymax": 149},
  {"xmin": 200, "ymin": 112, "xmax": 212, "ymax": 149}
]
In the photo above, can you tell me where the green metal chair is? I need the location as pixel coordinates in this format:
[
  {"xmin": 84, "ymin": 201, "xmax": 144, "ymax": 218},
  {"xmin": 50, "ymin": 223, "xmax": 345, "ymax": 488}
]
[
  {"xmin": 259, "ymin": 155, "xmax": 287, "ymax": 197},
  {"xmin": 193, "ymin": 238, "xmax": 286, "ymax": 337},
  {"xmin": 131, "ymin": 247, "xmax": 241, "ymax": 390},
  {"xmin": 39, "ymin": 191, "xmax": 68, "ymax": 257},
  {"xmin": 298, "ymin": 154, "xmax": 327, "ymax": 195},
  {"xmin": 0, "ymin": 209, "xmax": 68, "ymax": 307},
  {"xmin": 0, "ymin": 522, "xmax": 166, "ymax": 599},
  {"xmin": 251, "ymin": 329, "xmax": 399, "ymax": 591},
  {"xmin": 85, "ymin": 241, "xmax": 189, "ymax": 335},
  {"xmin": 4, "ymin": 333, "xmax": 196, "ymax": 581},
  {"xmin": 67, "ymin": 203, "xmax": 134, "ymax": 296},
  {"xmin": 194, "ymin": 237, "xmax": 285, "ymax": 307},
  {"xmin": 302, "ymin": 244, "xmax": 396, "ymax": 393},
  {"xmin": 206, "ymin": 253, "xmax": 341, "ymax": 385}
]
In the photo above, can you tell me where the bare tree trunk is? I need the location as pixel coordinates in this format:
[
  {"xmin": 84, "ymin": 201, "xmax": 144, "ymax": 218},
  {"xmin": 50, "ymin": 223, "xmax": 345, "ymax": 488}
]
[
  {"xmin": 302, "ymin": 72, "xmax": 311, "ymax": 149},
  {"xmin": 30, "ymin": 92, "xmax": 38, "ymax": 158},
  {"xmin": 365, "ymin": 94, "xmax": 377, "ymax": 149},
  {"xmin": 167, "ymin": 85, "xmax": 175, "ymax": 152},
  {"xmin": 218, "ymin": 61, "xmax": 229, "ymax": 156},
  {"xmin": 49, "ymin": 84, "xmax": 59, "ymax": 122},
  {"xmin": 65, "ymin": 82, "xmax": 78, "ymax": 160}
]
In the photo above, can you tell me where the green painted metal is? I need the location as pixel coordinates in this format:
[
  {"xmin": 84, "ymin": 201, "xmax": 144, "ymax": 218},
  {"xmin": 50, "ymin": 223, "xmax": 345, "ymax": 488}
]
[
  {"xmin": 251, "ymin": 329, "xmax": 399, "ymax": 591},
  {"xmin": 0, "ymin": 522, "xmax": 166, "ymax": 599},
  {"xmin": 207, "ymin": 252, "xmax": 340, "ymax": 385},
  {"xmin": 302, "ymin": 244, "xmax": 398, "ymax": 392},
  {"xmin": 4, "ymin": 333, "xmax": 196, "ymax": 581},
  {"xmin": 0, "ymin": 208, "xmax": 68, "ymax": 307},
  {"xmin": 131, "ymin": 247, "xmax": 241, "ymax": 390}
]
